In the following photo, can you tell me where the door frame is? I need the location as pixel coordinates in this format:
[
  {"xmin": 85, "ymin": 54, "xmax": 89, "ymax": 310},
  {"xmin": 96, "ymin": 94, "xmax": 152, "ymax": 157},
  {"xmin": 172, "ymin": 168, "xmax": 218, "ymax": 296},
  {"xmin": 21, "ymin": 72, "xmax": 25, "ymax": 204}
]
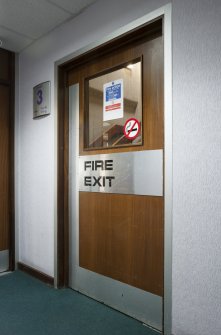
[
  {"xmin": 55, "ymin": 4, "xmax": 172, "ymax": 334},
  {"xmin": 0, "ymin": 49, "xmax": 15, "ymax": 272}
]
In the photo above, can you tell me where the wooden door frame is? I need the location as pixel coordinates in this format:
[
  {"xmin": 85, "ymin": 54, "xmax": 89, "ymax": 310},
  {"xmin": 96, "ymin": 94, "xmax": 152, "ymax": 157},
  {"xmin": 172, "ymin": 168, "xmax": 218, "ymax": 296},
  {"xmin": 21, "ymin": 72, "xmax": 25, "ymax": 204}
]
[
  {"xmin": 0, "ymin": 48, "xmax": 15, "ymax": 271},
  {"xmin": 55, "ymin": 4, "xmax": 172, "ymax": 334}
]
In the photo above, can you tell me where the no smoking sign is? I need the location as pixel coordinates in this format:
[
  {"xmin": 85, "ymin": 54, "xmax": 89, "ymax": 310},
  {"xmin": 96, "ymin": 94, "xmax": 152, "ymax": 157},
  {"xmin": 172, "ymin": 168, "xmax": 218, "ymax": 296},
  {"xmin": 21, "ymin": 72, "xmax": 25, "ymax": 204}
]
[{"xmin": 123, "ymin": 118, "xmax": 141, "ymax": 140}]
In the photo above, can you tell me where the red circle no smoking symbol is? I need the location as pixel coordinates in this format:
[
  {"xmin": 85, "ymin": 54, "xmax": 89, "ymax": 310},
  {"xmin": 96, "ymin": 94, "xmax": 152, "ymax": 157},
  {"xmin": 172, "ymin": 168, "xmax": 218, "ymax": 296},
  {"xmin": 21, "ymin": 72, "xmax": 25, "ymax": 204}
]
[{"xmin": 123, "ymin": 118, "xmax": 140, "ymax": 140}]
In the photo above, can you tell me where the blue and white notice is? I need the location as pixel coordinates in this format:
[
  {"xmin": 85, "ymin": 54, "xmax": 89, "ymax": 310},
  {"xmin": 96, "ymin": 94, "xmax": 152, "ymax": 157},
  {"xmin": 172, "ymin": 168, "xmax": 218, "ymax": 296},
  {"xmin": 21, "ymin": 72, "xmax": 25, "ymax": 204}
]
[{"xmin": 103, "ymin": 79, "xmax": 123, "ymax": 121}]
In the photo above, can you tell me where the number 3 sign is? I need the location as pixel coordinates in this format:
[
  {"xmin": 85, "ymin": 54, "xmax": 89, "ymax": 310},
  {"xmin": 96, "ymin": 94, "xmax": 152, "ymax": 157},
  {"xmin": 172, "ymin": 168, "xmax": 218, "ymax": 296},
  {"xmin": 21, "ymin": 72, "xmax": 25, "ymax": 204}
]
[{"xmin": 33, "ymin": 81, "xmax": 51, "ymax": 119}]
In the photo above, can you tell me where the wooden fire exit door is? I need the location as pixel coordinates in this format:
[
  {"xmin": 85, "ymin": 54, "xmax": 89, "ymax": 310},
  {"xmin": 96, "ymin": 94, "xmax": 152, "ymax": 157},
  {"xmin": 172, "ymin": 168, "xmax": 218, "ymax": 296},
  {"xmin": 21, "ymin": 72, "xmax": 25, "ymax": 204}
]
[{"xmin": 67, "ymin": 20, "xmax": 164, "ymax": 330}]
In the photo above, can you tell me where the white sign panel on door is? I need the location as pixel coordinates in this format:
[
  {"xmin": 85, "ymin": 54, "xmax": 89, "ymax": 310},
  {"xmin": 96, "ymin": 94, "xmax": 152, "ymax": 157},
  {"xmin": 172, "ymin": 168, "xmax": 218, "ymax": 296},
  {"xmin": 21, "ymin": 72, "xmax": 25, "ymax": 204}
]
[{"xmin": 103, "ymin": 79, "xmax": 123, "ymax": 121}]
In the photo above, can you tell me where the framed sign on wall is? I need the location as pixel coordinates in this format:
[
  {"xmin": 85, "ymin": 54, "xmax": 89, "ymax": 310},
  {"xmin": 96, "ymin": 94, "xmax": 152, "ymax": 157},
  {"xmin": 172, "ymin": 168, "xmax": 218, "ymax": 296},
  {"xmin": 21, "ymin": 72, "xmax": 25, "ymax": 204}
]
[{"xmin": 33, "ymin": 81, "xmax": 51, "ymax": 118}]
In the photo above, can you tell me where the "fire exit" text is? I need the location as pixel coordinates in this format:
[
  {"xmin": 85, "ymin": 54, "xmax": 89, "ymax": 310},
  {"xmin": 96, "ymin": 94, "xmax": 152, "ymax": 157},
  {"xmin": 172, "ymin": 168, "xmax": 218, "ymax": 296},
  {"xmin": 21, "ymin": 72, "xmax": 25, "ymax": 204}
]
[{"xmin": 84, "ymin": 159, "xmax": 115, "ymax": 188}]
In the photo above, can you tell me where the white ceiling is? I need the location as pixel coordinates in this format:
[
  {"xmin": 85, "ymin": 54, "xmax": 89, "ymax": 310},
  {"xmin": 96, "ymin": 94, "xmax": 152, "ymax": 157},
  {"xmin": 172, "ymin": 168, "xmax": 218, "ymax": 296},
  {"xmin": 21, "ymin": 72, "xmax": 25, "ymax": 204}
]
[{"xmin": 0, "ymin": 0, "xmax": 97, "ymax": 52}]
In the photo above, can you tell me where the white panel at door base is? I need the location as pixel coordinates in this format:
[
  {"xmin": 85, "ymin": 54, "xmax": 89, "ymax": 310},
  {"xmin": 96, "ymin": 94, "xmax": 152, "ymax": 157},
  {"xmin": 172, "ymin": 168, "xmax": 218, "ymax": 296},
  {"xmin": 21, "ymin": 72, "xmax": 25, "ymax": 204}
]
[{"xmin": 71, "ymin": 267, "xmax": 162, "ymax": 330}]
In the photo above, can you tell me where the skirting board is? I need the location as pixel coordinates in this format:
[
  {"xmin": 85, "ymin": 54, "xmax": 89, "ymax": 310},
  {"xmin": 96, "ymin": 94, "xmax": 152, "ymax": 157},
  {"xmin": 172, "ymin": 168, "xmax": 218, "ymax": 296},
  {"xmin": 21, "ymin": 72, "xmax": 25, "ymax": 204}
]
[{"xmin": 18, "ymin": 262, "xmax": 54, "ymax": 286}]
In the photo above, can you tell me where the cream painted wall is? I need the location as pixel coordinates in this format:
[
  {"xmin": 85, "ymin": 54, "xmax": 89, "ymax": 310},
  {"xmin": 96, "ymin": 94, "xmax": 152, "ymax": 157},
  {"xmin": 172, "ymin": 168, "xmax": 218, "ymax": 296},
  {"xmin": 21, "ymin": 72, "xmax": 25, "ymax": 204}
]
[
  {"xmin": 17, "ymin": 0, "xmax": 221, "ymax": 334},
  {"xmin": 172, "ymin": 1, "xmax": 221, "ymax": 334}
]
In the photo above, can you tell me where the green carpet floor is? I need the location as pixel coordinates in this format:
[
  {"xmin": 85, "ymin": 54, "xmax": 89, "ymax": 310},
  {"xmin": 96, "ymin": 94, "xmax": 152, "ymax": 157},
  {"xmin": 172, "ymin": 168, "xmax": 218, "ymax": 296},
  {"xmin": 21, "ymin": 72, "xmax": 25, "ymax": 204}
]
[{"xmin": 0, "ymin": 271, "xmax": 159, "ymax": 335}]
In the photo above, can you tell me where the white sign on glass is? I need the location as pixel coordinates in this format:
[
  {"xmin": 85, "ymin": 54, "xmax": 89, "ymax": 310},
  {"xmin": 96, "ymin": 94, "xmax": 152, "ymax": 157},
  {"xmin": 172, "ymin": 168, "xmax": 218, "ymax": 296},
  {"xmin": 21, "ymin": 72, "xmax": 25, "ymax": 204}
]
[
  {"xmin": 103, "ymin": 79, "xmax": 123, "ymax": 121},
  {"xmin": 33, "ymin": 81, "xmax": 51, "ymax": 119}
]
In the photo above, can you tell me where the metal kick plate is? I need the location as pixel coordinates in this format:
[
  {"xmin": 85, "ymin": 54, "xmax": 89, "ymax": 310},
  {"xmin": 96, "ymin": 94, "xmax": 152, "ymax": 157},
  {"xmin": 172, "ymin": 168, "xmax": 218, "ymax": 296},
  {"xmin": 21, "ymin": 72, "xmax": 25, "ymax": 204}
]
[{"xmin": 79, "ymin": 150, "xmax": 163, "ymax": 196}]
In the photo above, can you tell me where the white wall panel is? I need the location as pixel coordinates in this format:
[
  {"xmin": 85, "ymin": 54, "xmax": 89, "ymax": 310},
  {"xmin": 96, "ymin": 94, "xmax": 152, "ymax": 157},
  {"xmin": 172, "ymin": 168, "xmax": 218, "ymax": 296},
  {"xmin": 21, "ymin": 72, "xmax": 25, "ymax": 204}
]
[{"xmin": 172, "ymin": 1, "xmax": 221, "ymax": 334}]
